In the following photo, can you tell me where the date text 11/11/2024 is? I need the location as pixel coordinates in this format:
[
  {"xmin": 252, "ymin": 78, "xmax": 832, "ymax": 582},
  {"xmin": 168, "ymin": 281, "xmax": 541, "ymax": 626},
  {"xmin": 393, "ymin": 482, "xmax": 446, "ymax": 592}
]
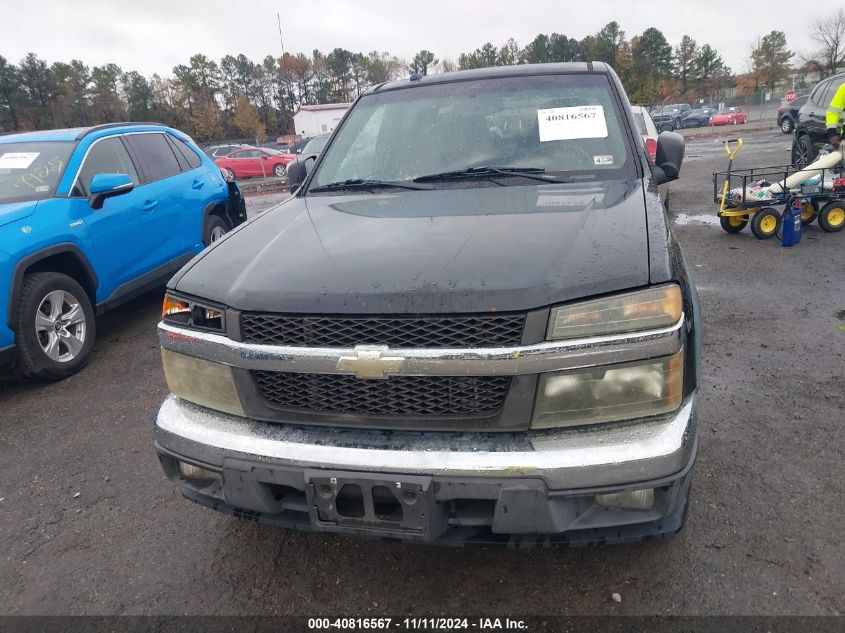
[{"xmin": 307, "ymin": 617, "xmax": 529, "ymax": 630}]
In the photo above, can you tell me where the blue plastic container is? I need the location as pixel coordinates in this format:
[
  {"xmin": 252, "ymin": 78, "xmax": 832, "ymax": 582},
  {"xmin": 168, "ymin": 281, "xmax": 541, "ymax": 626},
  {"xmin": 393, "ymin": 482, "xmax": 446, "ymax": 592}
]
[{"xmin": 781, "ymin": 199, "xmax": 802, "ymax": 247}]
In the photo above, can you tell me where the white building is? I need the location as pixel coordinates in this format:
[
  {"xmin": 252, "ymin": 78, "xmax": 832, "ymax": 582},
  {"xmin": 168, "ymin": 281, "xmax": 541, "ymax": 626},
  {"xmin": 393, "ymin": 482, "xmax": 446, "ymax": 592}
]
[{"xmin": 293, "ymin": 103, "xmax": 351, "ymax": 138}]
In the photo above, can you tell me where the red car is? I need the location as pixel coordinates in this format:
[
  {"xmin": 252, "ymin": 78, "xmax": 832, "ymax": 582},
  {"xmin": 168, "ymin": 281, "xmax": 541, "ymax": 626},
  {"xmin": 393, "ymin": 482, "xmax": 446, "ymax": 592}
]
[
  {"xmin": 214, "ymin": 148, "xmax": 295, "ymax": 179},
  {"xmin": 708, "ymin": 108, "xmax": 747, "ymax": 126}
]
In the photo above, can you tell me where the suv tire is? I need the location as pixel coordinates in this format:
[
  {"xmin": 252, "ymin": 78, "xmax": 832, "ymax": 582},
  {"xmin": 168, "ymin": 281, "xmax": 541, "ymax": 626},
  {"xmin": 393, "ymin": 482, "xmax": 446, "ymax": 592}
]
[
  {"xmin": 792, "ymin": 135, "xmax": 817, "ymax": 168},
  {"xmin": 780, "ymin": 118, "xmax": 794, "ymax": 134},
  {"xmin": 204, "ymin": 214, "xmax": 229, "ymax": 246},
  {"xmin": 15, "ymin": 272, "xmax": 96, "ymax": 381}
]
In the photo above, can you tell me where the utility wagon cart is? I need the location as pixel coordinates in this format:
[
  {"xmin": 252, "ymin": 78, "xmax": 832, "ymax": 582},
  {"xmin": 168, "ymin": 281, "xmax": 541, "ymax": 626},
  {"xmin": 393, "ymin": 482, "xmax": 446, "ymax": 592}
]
[{"xmin": 712, "ymin": 138, "xmax": 845, "ymax": 238}]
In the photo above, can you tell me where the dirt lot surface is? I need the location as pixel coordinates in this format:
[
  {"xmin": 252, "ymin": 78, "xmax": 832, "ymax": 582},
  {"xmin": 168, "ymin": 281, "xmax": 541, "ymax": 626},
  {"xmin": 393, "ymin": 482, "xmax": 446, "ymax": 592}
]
[{"xmin": 1, "ymin": 129, "xmax": 843, "ymax": 616}]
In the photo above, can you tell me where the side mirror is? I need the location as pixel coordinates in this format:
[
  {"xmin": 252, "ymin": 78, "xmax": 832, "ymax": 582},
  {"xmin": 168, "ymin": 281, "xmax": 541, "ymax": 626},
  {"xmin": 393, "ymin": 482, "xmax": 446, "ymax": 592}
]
[
  {"xmin": 88, "ymin": 173, "xmax": 134, "ymax": 210},
  {"xmin": 285, "ymin": 155, "xmax": 317, "ymax": 194},
  {"xmin": 652, "ymin": 131, "xmax": 685, "ymax": 185}
]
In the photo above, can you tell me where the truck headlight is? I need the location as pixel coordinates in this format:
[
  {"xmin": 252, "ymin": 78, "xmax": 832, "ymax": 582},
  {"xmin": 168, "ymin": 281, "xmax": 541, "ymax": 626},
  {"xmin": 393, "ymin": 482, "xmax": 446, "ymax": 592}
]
[
  {"xmin": 547, "ymin": 284, "xmax": 682, "ymax": 340},
  {"xmin": 531, "ymin": 349, "xmax": 684, "ymax": 429},
  {"xmin": 161, "ymin": 349, "xmax": 245, "ymax": 417},
  {"xmin": 162, "ymin": 293, "xmax": 225, "ymax": 332}
]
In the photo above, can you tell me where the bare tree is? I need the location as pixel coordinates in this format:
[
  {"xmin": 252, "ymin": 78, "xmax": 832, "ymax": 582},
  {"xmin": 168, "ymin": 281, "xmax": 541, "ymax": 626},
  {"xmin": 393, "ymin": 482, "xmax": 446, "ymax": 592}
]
[{"xmin": 809, "ymin": 9, "xmax": 845, "ymax": 77}]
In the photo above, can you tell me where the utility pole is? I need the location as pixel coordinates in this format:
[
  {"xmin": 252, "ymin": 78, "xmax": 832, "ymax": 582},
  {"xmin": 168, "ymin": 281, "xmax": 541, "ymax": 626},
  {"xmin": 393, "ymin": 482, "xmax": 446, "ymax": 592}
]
[{"xmin": 277, "ymin": 13, "xmax": 285, "ymax": 58}]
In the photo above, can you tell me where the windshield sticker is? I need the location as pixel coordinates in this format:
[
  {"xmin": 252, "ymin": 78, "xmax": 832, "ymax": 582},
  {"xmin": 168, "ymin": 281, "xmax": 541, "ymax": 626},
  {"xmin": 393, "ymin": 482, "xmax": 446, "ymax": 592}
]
[
  {"xmin": 593, "ymin": 155, "xmax": 614, "ymax": 166},
  {"xmin": 537, "ymin": 106, "xmax": 608, "ymax": 142},
  {"xmin": 0, "ymin": 152, "xmax": 40, "ymax": 169}
]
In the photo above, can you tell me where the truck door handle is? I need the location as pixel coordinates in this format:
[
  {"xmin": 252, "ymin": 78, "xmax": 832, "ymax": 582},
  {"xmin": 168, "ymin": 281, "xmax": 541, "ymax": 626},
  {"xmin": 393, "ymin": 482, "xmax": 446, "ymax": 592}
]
[
  {"xmin": 141, "ymin": 200, "xmax": 158, "ymax": 212},
  {"xmin": 192, "ymin": 179, "xmax": 204, "ymax": 189}
]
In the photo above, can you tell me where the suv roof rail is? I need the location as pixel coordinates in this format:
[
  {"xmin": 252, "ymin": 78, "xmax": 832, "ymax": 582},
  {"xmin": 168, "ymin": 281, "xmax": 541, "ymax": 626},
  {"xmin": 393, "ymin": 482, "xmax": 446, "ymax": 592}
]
[{"xmin": 75, "ymin": 122, "xmax": 170, "ymax": 140}]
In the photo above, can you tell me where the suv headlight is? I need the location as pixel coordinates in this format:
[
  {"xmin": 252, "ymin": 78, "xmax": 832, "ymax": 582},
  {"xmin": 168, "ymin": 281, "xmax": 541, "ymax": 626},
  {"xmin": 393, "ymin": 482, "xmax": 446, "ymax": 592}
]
[
  {"xmin": 162, "ymin": 293, "xmax": 225, "ymax": 332},
  {"xmin": 547, "ymin": 284, "xmax": 681, "ymax": 340}
]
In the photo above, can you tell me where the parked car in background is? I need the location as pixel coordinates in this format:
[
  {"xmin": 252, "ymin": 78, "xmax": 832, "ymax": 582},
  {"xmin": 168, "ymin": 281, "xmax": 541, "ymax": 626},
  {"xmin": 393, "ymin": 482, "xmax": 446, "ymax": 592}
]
[
  {"xmin": 792, "ymin": 72, "xmax": 845, "ymax": 167},
  {"xmin": 709, "ymin": 108, "xmax": 747, "ymax": 126},
  {"xmin": 680, "ymin": 107, "xmax": 717, "ymax": 128},
  {"xmin": 0, "ymin": 123, "xmax": 246, "ymax": 380},
  {"xmin": 289, "ymin": 137, "xmax": 312, "ymax": 154},
  {"xmin": 260, "ymin": 147, "xmax": 298, "ymax": 161},
  {"xmin": 630, "ymin": 105, "xmax": 668, "ymax": 204},
  {"xmin": 651, "ymin": 103, "xmax": 692, "ymax": 132},
  {"xmin": 777, "ymin": 95, "xmax": 808, "ymax": 134},
  {"xmin": 204, "ymin": 143, "xmax": 250, "ymax": 158},
  {"xmin": 155, "ymin": 62, "xmax": 700, "ymax": 547},
  {"xmin": 297, "ymin": 133, "xmax": 330, "ymax": 157},
  {"xmin": 214, "ymin": 147, "xmax": 294, "ymax": 179},
  {"xmin": 262, "ymin": 141, "xmax": 292, "ymax": 153}
]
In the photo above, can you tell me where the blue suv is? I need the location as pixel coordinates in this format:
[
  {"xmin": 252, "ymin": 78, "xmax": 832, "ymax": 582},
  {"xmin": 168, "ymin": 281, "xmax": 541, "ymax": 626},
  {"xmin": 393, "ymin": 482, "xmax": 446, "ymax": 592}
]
[{"xmin": 0, "ymin": 123, "xmax": 246, "ymax": 380}]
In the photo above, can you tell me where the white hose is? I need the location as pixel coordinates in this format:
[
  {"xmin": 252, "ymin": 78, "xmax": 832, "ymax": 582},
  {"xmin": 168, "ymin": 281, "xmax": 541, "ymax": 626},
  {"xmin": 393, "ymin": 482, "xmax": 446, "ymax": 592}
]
[{"xmin": 768, "ymin": 151, "xmax": 843, "ymax": 194}]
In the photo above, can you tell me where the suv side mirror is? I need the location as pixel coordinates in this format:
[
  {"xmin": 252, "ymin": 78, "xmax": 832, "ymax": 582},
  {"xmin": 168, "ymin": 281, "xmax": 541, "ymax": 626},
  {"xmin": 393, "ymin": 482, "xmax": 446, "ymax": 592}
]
[
  {"xmin": 89, "ymin": 173, "xmax": 134, "ymax": 210},
  {"xmin": 653, "ymin": 131, "xmax": 685, "ymax": 185},
  {"xmin": 286, "ymin": 155, "xmax": 317, "ymax": 194}
]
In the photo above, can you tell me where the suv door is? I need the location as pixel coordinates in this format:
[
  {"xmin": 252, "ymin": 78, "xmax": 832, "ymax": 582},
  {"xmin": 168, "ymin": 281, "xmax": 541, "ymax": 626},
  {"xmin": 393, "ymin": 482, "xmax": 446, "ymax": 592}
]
[
  {"xmin": 165, "ymin": 134, "xmax": 211, "ymax": 250},
  {"xmin": 69, "ymin": 135, "xmax": 149, "ymax": 294},
  {"xmin": 805, "ymin": 79, "xmax": 832, "ymax": 145},
  {"xmin": 124, "ymin": 132, "xmax": 190, "ymax": 266}
]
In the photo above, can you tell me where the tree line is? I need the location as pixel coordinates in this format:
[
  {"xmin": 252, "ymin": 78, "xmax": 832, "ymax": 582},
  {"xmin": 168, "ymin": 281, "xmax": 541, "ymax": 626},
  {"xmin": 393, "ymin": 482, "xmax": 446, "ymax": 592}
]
[{"xmin": 1, "ymin": 12, "xmax": 842, "ymax": 142}]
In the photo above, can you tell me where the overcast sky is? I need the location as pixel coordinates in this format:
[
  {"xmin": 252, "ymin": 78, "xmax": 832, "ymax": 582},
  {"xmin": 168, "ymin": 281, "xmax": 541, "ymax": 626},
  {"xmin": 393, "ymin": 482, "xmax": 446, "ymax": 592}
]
[{"xmin": 3, "ymin": 0, "xmax": 817, "ymax": 76}]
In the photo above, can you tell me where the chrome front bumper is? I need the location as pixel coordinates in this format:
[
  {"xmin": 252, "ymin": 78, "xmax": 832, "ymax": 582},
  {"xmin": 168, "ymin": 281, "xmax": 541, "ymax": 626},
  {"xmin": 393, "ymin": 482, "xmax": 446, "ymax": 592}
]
[{"xmin": 155, "ymin": 393, "xmax": 697, "ymax": 490}]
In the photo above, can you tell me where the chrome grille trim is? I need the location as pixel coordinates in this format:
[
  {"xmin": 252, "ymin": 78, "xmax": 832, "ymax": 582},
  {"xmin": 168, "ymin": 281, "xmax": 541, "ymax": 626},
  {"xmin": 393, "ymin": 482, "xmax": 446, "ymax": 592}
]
[{"xmin": 158, "ymin": 314, "xmax": 685, "ymax": 377}]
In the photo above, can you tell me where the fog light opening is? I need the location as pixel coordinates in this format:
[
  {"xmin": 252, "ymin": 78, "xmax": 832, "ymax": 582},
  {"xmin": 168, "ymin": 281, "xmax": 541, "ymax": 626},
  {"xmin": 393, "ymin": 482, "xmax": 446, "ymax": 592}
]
[
  {"xmin": 595, "ymin": 488, "xmax": 655, "ymax": 511},
  {"xmin": 178, "ymin": 461, "xmax": 220, "ymax": 482}
]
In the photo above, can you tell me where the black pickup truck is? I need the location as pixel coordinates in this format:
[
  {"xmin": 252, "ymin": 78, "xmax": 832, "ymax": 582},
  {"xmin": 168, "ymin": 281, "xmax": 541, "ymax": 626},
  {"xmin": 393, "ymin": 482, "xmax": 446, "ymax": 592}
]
[{"xmin": 154, "ymin": 62, "xmax": 701, "ymax": 546}]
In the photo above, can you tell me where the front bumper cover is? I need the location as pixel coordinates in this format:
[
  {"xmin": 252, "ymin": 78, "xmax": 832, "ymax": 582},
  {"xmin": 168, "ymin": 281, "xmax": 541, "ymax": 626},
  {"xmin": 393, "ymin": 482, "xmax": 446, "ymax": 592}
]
[{"xmin": 155, "ymin": 394, "xmax": 698, "ymax": 545}]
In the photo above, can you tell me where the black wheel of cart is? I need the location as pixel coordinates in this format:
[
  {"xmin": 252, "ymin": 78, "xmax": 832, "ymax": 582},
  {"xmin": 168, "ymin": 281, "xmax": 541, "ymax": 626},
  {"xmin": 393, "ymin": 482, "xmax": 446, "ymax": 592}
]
[
  {"xmin": 818, "ymin": 201, "xmax": 845, "ymax": 232},
  {"xmin": 750, "ymin": 207, "xmax": 781, "ymax": 239},
  {"xmin": 720, "ymin": 214, "xmax": 748, "ymax": 233},
  {"xmin": 800, "ymin": 200, "xmax": 819, "ymax": 226}
]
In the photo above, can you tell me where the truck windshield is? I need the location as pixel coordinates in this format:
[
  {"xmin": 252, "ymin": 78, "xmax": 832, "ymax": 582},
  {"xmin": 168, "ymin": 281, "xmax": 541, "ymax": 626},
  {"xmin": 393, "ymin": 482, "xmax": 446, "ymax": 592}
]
[
  {"xmin": 311, "ymin": 73, "xmax": 635, "ymax": 192},
  {"xmin": 0, "ymin": 142, "xmax": 75, "ymax": 204}
]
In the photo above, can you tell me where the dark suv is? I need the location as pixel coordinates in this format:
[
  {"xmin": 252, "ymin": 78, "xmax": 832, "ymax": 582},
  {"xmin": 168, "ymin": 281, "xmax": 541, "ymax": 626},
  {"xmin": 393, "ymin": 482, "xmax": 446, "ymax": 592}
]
[
  {"xmin": 153, "ymin": 62, "xmax": 701, "ymax": 546},
  {"xmin": 792, "ymin": 73, "xmax": 845, "ymax": 167},
  {"xmin": 652, "ymin": 103, "xmax": 692, "ymax": 132}
]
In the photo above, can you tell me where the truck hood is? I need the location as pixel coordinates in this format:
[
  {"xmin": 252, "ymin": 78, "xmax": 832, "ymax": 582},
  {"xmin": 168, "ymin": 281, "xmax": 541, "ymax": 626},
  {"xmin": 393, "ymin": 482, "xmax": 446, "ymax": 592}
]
[
  {"xmin": 0, "ymin": 200, "xmax": 38, "ymax": 229},
  {"xmin": 173, "ymin": 181, "xmax": 651, "ymax": 314}
]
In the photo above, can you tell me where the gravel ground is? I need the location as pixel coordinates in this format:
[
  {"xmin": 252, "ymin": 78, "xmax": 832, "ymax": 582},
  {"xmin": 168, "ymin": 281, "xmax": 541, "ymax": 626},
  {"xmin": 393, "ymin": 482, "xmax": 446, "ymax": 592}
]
[{"xmin": 0, "ymin": 128, "xmax": 842, "ymax": 616}]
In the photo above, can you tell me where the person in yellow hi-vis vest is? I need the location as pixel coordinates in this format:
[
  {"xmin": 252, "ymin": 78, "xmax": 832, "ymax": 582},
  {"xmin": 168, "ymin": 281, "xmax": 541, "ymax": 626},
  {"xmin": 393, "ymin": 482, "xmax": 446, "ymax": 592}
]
[{"xmin": 827, "ymin": 81, "xmax": 845, "ymax": 149}]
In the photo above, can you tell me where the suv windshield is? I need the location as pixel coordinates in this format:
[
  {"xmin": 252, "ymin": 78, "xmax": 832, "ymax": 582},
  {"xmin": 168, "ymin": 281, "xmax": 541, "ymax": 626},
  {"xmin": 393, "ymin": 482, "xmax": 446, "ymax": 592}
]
[
  {"xmin": 311, "ymin": 74, "xmax": 635, "ymax": 192},
  {"xmin": 302, "ymin": 135, "xmax": 329, "ymax": 156},
  {"xmin": 0, "ymin": 141, "xmax": 75, "ymax": 204}
]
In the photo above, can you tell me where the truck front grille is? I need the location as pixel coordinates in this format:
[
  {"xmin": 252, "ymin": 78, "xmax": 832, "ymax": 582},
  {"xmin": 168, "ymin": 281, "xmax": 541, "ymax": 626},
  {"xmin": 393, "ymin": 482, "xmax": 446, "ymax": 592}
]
[
  {"xmin": 252, "ymin": 372, "xmax": 512, "ymax": 417},
  {"xmin": 241, "ymin": 314, "xmax": 525, "ymax": 348}
]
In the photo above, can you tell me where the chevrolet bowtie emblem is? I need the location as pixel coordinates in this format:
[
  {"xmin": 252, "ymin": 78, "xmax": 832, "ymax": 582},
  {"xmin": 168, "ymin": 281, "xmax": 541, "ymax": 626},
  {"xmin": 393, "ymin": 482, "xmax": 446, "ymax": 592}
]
[{"xmin": 336, "ymin": 346, "xmax": 405, "ymax": 380}]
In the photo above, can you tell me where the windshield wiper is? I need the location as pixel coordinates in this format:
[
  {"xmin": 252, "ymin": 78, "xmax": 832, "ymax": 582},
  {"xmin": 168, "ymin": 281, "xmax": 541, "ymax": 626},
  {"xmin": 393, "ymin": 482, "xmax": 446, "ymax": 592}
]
[
  {"xmin": 413, "ymin": 166, "xmax": 571, "ymax": 184},
  {"xmin": 309, "ymin": 179, "xmax": 434, "ymax": 193}
]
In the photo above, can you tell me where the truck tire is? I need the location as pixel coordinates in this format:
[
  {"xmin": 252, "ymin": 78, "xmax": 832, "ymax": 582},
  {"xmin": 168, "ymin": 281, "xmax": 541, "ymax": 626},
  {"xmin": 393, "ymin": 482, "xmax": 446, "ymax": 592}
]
[
  {"xmin": 15, "ymin": 272, "xmax": 96, "ymax": 381},
  {"xmin": 203, "ymin": 214, "xmax": 229, "ymax": 246}
]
